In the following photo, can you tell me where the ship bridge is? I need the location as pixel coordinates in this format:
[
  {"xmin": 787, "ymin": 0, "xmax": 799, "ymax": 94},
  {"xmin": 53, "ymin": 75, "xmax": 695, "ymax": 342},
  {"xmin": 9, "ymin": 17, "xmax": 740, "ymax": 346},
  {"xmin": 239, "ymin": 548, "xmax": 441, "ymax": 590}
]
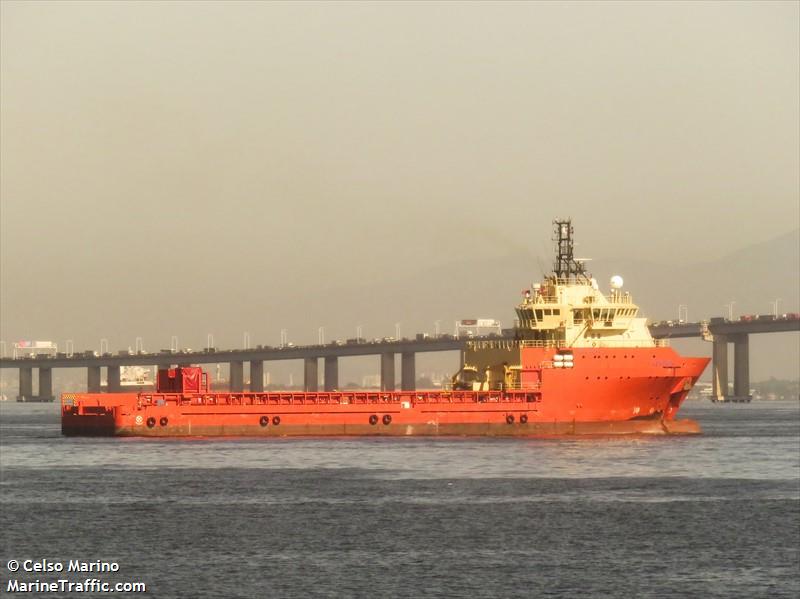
[{"xmin": 515, "ymin": 220, "xmax": 652, "ymax": 349}]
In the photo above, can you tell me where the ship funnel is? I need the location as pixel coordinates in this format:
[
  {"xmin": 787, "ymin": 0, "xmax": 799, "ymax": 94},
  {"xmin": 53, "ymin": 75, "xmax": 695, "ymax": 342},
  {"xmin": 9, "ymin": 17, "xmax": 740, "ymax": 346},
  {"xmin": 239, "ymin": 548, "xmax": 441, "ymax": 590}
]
[{"xmin": 610, "ymin": 275, "xmax": 624, "ymax": 289}]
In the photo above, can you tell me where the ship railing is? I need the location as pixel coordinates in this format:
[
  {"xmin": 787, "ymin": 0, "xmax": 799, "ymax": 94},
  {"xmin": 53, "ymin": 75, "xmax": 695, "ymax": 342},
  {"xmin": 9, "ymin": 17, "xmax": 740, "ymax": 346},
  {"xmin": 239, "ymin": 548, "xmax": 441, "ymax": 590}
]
[
  {"xmin": 440, "ymin": 381, "xmax": 540, "ymax": 392},
  {"xmin": 551, "ymin": 278, "xmax": 592, "ymax": 286},
  {"xmin": 519, "ymin": 339, "xmax": 669, "ymax": 348},
  {"xmin": 582, "ymin": 339, "xmax": 669, "ymax": 348},
  {"xmin": 527, "ymin": 296, "xmax": 561, "ymax": 304},
  {"xmin": 503, "ymin": 381, "xmax": 542, "ymax": 391},
  {"xmin": 519, "ymin": 340, "xmax": 568, "ymax": 348},
  {"xmin": 467, "ymin": 340, "xmax": 521, "ymax": 350},
  {"xmin": 136, "ymin": 389, "xmax": 542, "ymax": 407},
  {"xmin": 608, "ymin": 293, "xmax": 635, "ymax": 304}
]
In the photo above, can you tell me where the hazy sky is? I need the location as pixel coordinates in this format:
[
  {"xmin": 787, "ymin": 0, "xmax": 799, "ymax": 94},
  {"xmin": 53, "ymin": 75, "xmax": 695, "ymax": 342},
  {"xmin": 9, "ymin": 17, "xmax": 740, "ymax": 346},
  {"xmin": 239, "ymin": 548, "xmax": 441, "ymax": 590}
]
[{"xmin": 1, "ymin": 1, "xmax": 798, "ymax": 379}]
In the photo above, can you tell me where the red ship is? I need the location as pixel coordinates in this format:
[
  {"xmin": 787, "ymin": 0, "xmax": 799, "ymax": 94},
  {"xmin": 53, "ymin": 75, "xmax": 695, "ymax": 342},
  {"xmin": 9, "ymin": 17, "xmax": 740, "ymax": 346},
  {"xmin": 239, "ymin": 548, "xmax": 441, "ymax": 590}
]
[{"xmin": 62, "ymin": 220, "xmax": 709, "ymax": 437}]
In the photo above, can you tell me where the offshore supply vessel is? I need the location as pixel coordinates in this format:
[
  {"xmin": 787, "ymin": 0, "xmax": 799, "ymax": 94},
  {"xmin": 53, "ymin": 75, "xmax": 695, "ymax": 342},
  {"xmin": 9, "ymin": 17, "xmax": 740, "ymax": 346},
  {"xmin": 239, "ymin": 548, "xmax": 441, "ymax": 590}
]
[{"xmin": 62, "ymin": 220, "xmax": 709, "ymax": 437}]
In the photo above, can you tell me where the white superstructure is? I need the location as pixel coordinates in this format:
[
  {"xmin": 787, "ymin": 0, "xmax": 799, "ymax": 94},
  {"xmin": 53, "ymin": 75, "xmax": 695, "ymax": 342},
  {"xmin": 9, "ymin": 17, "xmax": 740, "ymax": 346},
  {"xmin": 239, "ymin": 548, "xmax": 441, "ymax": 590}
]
[{"xmin": 514, "ymin": 220, "xmax": 659, "ymax": 349}]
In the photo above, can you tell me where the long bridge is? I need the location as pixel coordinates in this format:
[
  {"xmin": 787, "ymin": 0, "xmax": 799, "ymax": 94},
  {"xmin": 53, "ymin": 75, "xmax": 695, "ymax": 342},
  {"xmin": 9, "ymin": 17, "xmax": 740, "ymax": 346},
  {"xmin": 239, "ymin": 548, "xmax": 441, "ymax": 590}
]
[
  {"xmin": 648, "ymin": 316, "xmax": 799, "ymax": 401},
  {"xmin": 1, "ymin": 316, "xmax": 797, "ymax": 402}
]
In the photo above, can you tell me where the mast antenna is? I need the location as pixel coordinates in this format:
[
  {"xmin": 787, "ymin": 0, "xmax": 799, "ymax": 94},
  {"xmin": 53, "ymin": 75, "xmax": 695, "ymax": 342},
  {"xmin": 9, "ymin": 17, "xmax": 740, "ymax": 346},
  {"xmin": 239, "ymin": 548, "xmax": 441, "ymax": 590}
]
[{"xmin": 552, "ymin": 219, "xmax": 586, "ymax": 280}]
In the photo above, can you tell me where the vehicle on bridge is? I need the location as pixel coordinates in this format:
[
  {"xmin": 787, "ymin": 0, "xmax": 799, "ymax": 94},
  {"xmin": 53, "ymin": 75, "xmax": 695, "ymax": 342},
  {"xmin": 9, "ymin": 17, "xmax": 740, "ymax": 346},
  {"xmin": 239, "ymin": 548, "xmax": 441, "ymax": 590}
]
[{"xmin": 62, "ymin": 220, "xmax": 709, "ymax": 437}]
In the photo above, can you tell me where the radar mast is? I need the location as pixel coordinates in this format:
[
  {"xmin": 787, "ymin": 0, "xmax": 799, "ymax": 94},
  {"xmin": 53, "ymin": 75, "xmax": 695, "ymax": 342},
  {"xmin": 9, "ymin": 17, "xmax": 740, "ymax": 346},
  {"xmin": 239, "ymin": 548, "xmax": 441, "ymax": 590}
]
[{"xmin": 552, "ymin": 219, "xmax": 587, "ymax": 281}]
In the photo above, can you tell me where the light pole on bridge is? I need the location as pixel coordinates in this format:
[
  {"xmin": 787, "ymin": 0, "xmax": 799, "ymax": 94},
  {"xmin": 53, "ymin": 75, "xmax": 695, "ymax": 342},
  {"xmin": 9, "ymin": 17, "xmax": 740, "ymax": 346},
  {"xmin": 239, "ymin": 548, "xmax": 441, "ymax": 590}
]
[
  {"xmin": 771, "ymin": 299, "xmax": 781, "ymax": 317},
  {"xmin": 724, "ymin": 302, "xmax": 735, "ymax": 321},
  {"xmin": 678, "ymin": 305, "xmax": 688, "ymax": 323}
]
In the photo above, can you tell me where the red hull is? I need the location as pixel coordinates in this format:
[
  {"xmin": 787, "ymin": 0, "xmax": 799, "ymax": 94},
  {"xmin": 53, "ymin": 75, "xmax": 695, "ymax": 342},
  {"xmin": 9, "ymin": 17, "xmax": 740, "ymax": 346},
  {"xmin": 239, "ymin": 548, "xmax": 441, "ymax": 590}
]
[{"xmin": 61, "ymin": 348, "xmax": 708, "ymax": 437}]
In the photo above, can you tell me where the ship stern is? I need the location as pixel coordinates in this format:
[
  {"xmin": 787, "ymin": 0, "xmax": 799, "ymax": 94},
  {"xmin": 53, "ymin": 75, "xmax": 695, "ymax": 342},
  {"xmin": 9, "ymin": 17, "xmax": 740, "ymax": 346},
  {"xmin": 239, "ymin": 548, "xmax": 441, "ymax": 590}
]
[{"xmin": 61, "ymin": 393, "xmax": 137, "ymax": 436}]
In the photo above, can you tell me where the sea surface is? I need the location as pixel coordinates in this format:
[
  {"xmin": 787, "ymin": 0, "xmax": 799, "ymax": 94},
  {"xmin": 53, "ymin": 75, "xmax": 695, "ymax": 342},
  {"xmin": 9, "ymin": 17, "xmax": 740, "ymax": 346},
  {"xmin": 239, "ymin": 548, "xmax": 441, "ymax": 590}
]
[{"xmin": 1, "ymin": 400, "xmax": 798, "ymax": 598}]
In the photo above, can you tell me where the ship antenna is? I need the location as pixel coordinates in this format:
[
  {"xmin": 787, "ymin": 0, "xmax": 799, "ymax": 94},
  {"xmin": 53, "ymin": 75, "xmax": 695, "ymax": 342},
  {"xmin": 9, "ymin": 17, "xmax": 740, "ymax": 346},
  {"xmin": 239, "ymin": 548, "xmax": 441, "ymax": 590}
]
[{"xmin": 552, "ymin": 218, "xmax": 586, "ymax": 281}]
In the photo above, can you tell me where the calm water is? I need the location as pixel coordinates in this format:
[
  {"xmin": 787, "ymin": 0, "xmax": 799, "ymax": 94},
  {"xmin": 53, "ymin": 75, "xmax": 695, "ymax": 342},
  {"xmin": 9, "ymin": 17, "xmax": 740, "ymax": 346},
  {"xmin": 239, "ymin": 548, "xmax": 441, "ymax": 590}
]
[{"xmin": 1, "ymin": 401, "xmax": 798, "ymax": 598}]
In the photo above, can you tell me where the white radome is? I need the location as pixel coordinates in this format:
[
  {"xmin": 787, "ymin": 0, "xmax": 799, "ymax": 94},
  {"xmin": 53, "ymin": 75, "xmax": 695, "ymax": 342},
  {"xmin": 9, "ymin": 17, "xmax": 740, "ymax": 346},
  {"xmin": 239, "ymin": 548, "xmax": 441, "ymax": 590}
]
[{"xmin": 610, "ymin": 275, "xmax": 624, "ymax": 289}]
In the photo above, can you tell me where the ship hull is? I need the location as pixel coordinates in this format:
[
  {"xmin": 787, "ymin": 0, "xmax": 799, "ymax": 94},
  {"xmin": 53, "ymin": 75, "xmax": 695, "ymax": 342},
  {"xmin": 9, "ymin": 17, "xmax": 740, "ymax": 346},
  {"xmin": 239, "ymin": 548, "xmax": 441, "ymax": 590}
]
[{"xmin": 61, "ymin": 348, "xmax": 708, "ymax": 437}]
